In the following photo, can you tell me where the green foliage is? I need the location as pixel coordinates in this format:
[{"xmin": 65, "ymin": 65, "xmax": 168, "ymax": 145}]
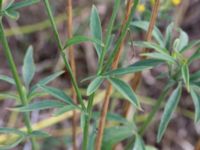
[{"xmin": 87, "ymin": 76, "xmax": 104, "ymax": 95}]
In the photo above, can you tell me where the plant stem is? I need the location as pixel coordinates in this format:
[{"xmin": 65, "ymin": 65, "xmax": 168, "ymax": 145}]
[
  {"xmin": 0, "ymin": 20, "xmax": 37, "ymax": 150},
  {"xmin": 95, "ymin": 1, "xmax": 138, "ymax": 149},
  {"xmin": 43, "ymin": 0, "xmax": 86, "ymax": 111},
  {"xmin": 123, "ymin": 0, "xmax": 160, "ymax": 117},
  {"xmin": 66, "ymin": 0, "xmax": 77, "ymax": 149}
]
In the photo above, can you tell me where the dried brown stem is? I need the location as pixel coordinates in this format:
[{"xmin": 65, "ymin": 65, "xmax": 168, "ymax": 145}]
[
  {"xmin": 122, "ymin": 0, "xmax": 160, "ymax": 117},
  {"xmin": 95, "ymin": 1, "xmax": 133, "ymax": 150},
  {"xmin": 66, "ymin": 0, "xmax": 77, "ymax": 150}
]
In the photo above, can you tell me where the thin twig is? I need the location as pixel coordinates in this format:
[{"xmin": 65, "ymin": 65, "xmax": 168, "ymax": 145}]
[
  {"xmin": 122, "ymin": 0, "xmax": 160, "ymax": 117},
  {"xmin": 95, "ymin": 1, "xmax": 133, "ymax": 149},
  {"xmin": 66, "ymin": 0, "xmax": 77, "ymax": 150}
]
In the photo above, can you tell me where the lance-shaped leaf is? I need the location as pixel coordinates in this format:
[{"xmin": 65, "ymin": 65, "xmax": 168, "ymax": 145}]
[
  {"xmin": 0, "ymin": 75, "xmax": 15, "ymax": 85},
  {"xmin": 53, "ymin": 105, "xmax": 78, "ymax": 116},
  {"xmin": 104, "ymin": 59, "xmax": 163, "ymax": 76},
  {"xmin": 87, "ymin": 76, "xmax": 104, "ymax": 95},
  {"xmin": 141, "ymin": 52, "xmax": 176, "ymax": 64},
  {"xmin": 131, "ymin": 21, "xmax": 164, "ymax": 47},
  {"xmin": 133, "ymin": 41, "xmax": 168, "ymax": 54},
  {"xmin": 165, "ymin": 23, "xmax": 174, "ymax": 50},
  {"xmin": 9, "ymin": 100, "xmax": 64, "ymax": 112},
  {"xmin": 90, "ymin": 5, "xmax": 102, "ymax": 58},
  {"xmin": 29, "ymin": 130, "xmax": 50, "ymax": 138},
  {"xmin": 190, "ymin": 87, "xmax": 200, "ymax": 123},
  {"xmin": 39, "ymin": 85, "xmax": 75, "ymax": 106},
  {"xmin": 0, "ymin": 128, "xmax": 26, "ymax": 149},
  {"xmin": 157, "ymin": 84, "xmax": 182, "ymax": 142},
  {"xmin": 102, "ymin": 124, "xmax": 136, "ymax": 150},
  {"xmin": 108, "ymin": 77, "xmax": 140, "ymax": 109},
  {"xmin": 181, "ymin": 63, "xmax": 190, "ymax": 91},
  {"xmin": 63, "ymin": 36, "xmax": 104, "ymax": 49},
  {"xmin": 6, "ymin": 0, "xmax": 40, "ymax": 10},
  {"xmin": 22, "ymin": 45, "xmax": 35, "ymax": 87},
  {"xmin": 133, "ymin": 134, "xmax": 145, "ymax": 150},
  {"xmin": 177, "ymin": 29, "xmax": 189, "ymax": 51}
]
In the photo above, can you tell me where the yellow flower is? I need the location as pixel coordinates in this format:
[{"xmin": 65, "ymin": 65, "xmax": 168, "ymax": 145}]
[
  {"xmin": 171, "ymin": 0, "xmax": 181, "ymax": 6},
  {"xmin": 137, "ymin": 4, "xmax": 145, "ymax": 13}
]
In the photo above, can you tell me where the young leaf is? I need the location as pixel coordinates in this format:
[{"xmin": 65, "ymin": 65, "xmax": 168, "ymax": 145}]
[
  {"xmin": 63, "ymin": 36, "xmax": 104, "ymax": 49},
  {"xmin": 108, "ymin": 77, "xmax": 140, "ymax": 109},
  {"xmin": 181, "ymin": 63, "xmax": 190, "ymax": 91},
  {"xmin": 102, "ymin": 124, "xmax": 135, "ymax": 150},
  {"xmin": 0, "ymin": 75, "xmax": 15, "ymax": 85},
  {"xmin": 53, "ymin": 105, "xmax": 78, "ymax": 116},
  {"xmin": 177, "ymin": 29, "xmax": 189, "ymax": 51},
  {"xmin": 87, "ymin": 76, "xmax": 104, "ymax": 95},
  {"xmin": 90, "ymin": 5, "xmax": 102, "ymax": 58},
  {"xmin": 29, "ymin": 71, "xmax": 64, "ymax": 95},
  {"xmin": 5, "ymin": 9, "xmax": 19, "ymax": 20},
  {"xmin": 9, "ymin": 100, "xmax": 64, "ymax": 112},
  {"xmin": 165, "ymin": 23, "xmax": 174, "ymax": 50},
  {"xmin": 104, "ymin": 59, "xmax": 163, "ymax": 76},
  {"xmin": 0, "ymin": 128, "xmax": 25, "ymax": 149},
  {"xmin": 190, "ymin": 87, "xmax": 200, "ymax": 122},
  {"xmin": 157, "ymin": 84, "xmax": 182, "ymax": 142},
  {"xmin": 29, "ymin": 130, "xmax": 50, "ymax": 138},
  {"xmin": 141, "ymin": 52, "xmax": 176, "ymax": 64},
  {"xmin": 132, "ymin": 135, "xmax": 145, "ymax": 150},
  {"xmin": 131, "ymin": 21, "xmax": 164, "ymax": 46},
  {"xmin": 39, "ymin": 85, "xmax": 75, "ymax": 105},
  {"xmin": 7, "ymin": 0, "xmax": 40, "ymax": 10},
  {"xmin": 133, "ymin": 41, "xmax": 168, "ymax": 54},
  {"xmin": 22, "ymin": 45, "xmax": 35, "ymax": 87}
]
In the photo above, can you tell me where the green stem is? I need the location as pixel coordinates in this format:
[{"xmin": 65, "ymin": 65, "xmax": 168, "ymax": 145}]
[
  {"xmin": 138, "ymin": 83, "xmax": 173, "ymax": 135},
  {"xmin": 83, "ymin": 93, "xmax": 95, "ymax": 150},
  {"xmin": 43, "ymin": 0, "xmax": 86, "ymax": 111},
  {"xmin": 0, "ymin": 20, "xmax": 36, "ymax": 149}
]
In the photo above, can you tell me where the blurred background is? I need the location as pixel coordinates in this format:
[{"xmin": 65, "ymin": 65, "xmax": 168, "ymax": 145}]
[{"xmin": 0, "ymin": 0, "xmax": 200, "ymax": 149}]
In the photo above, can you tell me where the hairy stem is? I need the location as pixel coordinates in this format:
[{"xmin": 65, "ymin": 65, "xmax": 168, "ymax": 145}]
[
  {"xmin": 0, "ymin": 20, "xmax": 37, "ymax": 150},
  {"xmin": 123, "ymin": 0, "xmax": 160, "ymax": 117},
  {"xmin": 43, "ymin": 0, "xmax": 86, "ymax": 111}
]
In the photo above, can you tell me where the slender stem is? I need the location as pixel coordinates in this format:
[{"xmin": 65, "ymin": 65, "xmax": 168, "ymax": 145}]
[
  {"xmin": 95, "ymin": 1, "xmax": 138, "ymax": 149},
  {"xmin": 138, "ymin": 86, "xmax": 170, "ymax": 135},
  {"xmin": 0, "ymin": 20, "xmax": 37, "ymax": 149},
  {"xmin": 66, "ymin": 0, "xmax": 78, "ymax": 149},
  {"xmin": 123, "ymin": 0, "xmax": 160, "ymax": 117},
  {"xmin": 43, "ymin": 0, "xmax": 86, "ymax": 111}
]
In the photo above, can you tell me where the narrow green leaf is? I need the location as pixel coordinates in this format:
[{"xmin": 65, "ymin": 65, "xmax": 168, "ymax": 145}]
[
  {"xmin": 190, "ymin": 70, "xmax": 200, "ymax": 82},
  {"xmin": 90, "ymin": 5, "xmax": 102, "ymax": 58},
  {"xmin": 177, "ymin": 29, "xmax": 189, "ymax": 51},
  {"xmin": 0, "ymin": 93, "xmax": 18, "ymax": 101},
  {"xmin": 165, "ymin": 23, "xmax": 174, "ymax": 50},
  {"xmin": 29, "ymin": 71, "xmax": 64, "ymax": 95},
  {"xmin": 131, "ymin": 21, "xmax": 164, "ymax": 46},
  {"xmin": 108, "ymin": 77, "xmax": 140, "ymax": 109},
  {"xmin": 22, "ymin": 45, "xmax": 35, "ymax": 87},
  {"xmin": 7, "ymin": 0, "xmax": 40, "ymax": 10},
  {"xmin": 190, "ymin": 87, "xmax": 200, "ymax": 122},
  {"xmin": 157, "ymin": 84, "xmax": 182, "ymax": 142},
  {"xmin": 9, "ymin": 100, "xmax": 64, "ymax": 112},
  {"xmin": 133, "ymin": 41, "xmax": 168, "ymax": 54},
  {"xmin": 104, "ymin": 59, "xmax": 163, "ymax": 76},
  {"xmin": 0, "ymin": 128, "xmax": 25, "ymax": 150},
  {"xmin": 181, "ymin": 63, "xmax": 190, "ymax": 91},
  {"xmin": 102, "ymin": 124, "xmax": 135, "ymax": 150},
  {"xmin": 63, "ymin": 35, "xmax": 104, "ymax": 49},
  {"xmin": 141, "ymin": 52, "xmax": 176, "ymax": 64},
  {"xmin": 180, "ymin": 40, "xmax": 200, "ymax": 53},
  {"xmin": 29, "ymin": 130, "xmax": 50, "ymax": 138},
  {"xmin": 39, "ymin": 85, "xmax": 75, "ymax": 105},
  {"xmin": 5, "ymin": 9, "xmax": 19, "ymax": 20},
  {"xmin": 53, "ymin": 105, "xmax": 78, "ymax": 116},
  {"xmin": 132, "ymin": 135, "xmax": 145, "ymax": 150},
  {"xmin": 0, "ymin": 75, "xmax": 15, "ymax": 85},
  {"xmin": 87, "ymin": 76, "xmax": 104, "ymax": 95}
]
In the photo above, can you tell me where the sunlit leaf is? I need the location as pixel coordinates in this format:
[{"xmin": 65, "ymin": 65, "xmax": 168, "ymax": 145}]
[{"xmin": 87, "ymin": 76, "xmax": 104, "ymax": 95}]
